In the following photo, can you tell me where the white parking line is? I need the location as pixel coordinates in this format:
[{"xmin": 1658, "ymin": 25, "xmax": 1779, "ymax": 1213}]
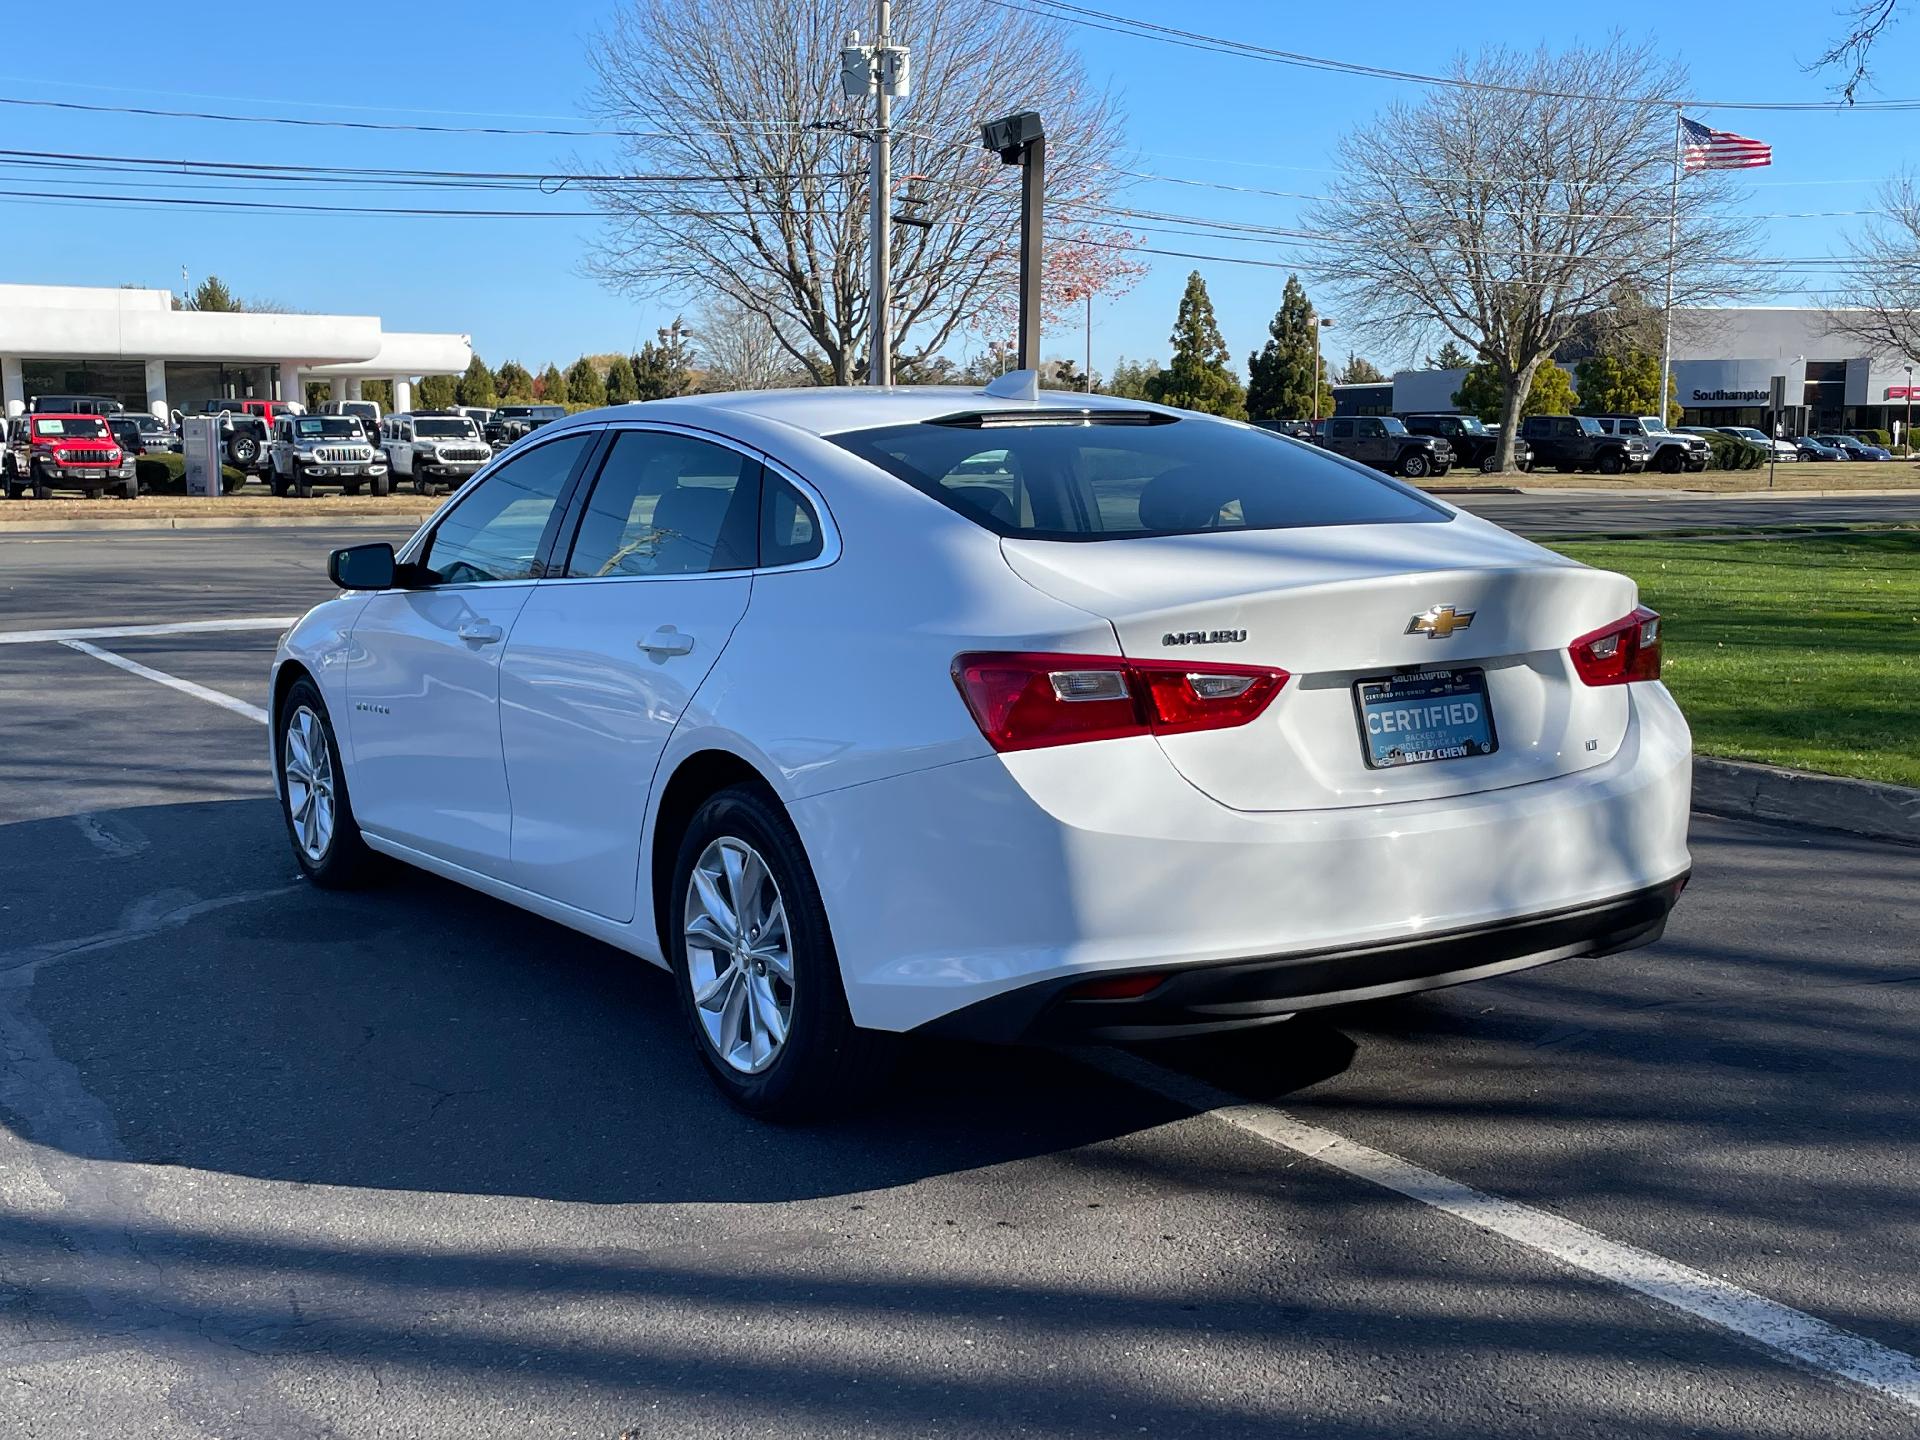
[
  {"xmin": 0, "ymin": 617, "xmax": 294, "ymax": 646},
  {"xmin": 60, "ymin": 640, "xmax": 268, "ymax": 726},
  {"xmin": 1087, "ymin": 1049, "xmax": 1920, "ymax": 1414}
]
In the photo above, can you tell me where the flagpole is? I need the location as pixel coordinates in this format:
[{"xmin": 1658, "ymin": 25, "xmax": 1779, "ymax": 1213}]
[{"xmin": 1658, "ymin": 107, "xmax": 1682, "ymax": 424}]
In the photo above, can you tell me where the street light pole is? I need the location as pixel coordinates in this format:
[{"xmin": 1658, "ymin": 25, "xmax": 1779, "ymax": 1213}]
[
  {"xmin": 1312, "ymin": 315, "xmax": 1335, "ymax": 424},
  {"xmin": 1084, "ymin": 291, "xmax": 1092, "ymax": 393}
]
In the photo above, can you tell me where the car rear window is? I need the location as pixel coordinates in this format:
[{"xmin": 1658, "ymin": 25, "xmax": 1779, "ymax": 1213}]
[{"xmin": 829, "ymin": 414, "xmax": 1449, "ymax": 540}]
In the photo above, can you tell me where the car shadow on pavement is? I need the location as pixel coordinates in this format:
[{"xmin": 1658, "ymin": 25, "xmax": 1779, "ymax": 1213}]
[{"xmin": 0, "ymin": 797, "xmax": 1348, "ymax": 1206}]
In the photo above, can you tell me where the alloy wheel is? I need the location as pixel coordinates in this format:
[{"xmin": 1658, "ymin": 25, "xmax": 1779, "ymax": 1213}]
[
  {"xmin": 684, "ymin": 836, "xmax": 794, "ymax": 1074},
  {"xmin": 282, "ymin": 704, "xmax": 336, "ymax": 863}
]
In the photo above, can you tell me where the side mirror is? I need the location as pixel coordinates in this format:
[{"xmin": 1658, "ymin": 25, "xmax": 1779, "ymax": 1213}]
[{"xmin": 329, "ymin": 542, "xmax": 397, "ymax": 591}]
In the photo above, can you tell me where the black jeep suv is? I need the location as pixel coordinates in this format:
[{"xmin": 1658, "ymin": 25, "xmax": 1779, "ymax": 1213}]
[
  {"xmin": 1315, "ymin": 415, "xmax": 1451, "ymax": 478},
  {"xmin": 1397, "ymin": 413, "xmax": 1531, "ymax": 474},
  {"xmin": 1517, "ymin": 414, "xmax": 1650, "ymax": 475}
]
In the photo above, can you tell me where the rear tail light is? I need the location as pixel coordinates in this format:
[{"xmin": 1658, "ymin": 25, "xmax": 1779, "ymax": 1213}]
[
  {"xmin": 952, "ymin": 651, "xmax": 1289, "ymax": 752},
  {"xmin": 1570, "ymin": 606, "xmax": 1662, "ymax": 686}
]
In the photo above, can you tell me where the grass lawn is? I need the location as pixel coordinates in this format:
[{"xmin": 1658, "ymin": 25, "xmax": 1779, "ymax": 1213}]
[{"xmin": 1550, "ymin": 533, "xmax": 1920, "ymax": 787}]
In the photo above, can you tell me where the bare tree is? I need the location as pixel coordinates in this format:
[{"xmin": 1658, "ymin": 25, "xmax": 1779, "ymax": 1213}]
[
  {"xmin": 1306, "ymin": 43, "xmax": 1754, "ymax": 469},
  {"xmin": 1826, "ymin": 174, "xmax": 1920, "ymax": 358},
  {"xmin": 1812, "ymin": 1, "xmax": 1902, "ymax": 103},
  {"xmin": 695, "ymin": 293, "xmax": 807, "ymax": 390},
  {"xmin": 579, "ymin": 0, "xmax": 1137, "ymax": 385}
]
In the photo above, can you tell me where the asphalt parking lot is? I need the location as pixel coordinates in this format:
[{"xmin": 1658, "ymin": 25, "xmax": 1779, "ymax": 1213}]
[{"xmin": 2, "ymin": 522, "xmax": 1917, "ymax": 1438}]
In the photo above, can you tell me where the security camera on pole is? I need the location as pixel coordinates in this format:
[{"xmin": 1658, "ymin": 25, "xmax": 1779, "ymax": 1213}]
[
  {"xmin": 979, "ymin": 110, "xmax": 1045, "ymax": 373},
  {"xmin": 840, "ymin": 10, "xmax": 910, "ymax": 387}
]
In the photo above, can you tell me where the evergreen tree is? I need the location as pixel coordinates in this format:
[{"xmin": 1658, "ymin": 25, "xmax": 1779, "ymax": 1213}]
[
  {"xmin": 1336, "ymin": 352, "xmax": 1388, "ymax": 385},
  {"xmin": 1573, "ymin": 347, "xmax": 1681, "ymax": 425},
  {"xmin": 456, "ymin": 356, "xmax": 497, "ymax": 408},
  {"xmin": 1245, "ymin": 274, "xmax": 1333, "ymax": 421},
  {"xmin": 1103, "ymin": 356, "xmax": 1162, "ymax": 400},
  {"xmin": 631, "ymin": 319, "xmax": 697, "ymax": 400},
  {"xmin": 566, "ymin": 356, "xmax": 607, "ymax": 407},
  {"xmin": 1144, "ymin": 272, "xmax": 1245, "ymax": 418},
  {"xmin": 535, "ymin": 363, "xmax": 567, "ymax": 402},
  {"xmin": 604, "ymin": 354, "xmax": 639, "ymax": 405},
  {"xmin": 360, "ymin": 379, "xmax": 394, "ymax": 409},
  {"xmin": 186, "ymin": 276, "xmax": 241, "ymax": 312},
  {"xmin": 1425, "ymin": 340, "xmax": 1472, "ymax": 371},
  {"xmin": 494, "ymin": 360, "xmax": 534, "ymax": 400},
  {"xmin": 1453, "ymin": 359, "xmax": 1578, "ymax": 422},
  {"xmin": 417, "ymin": 374, "xmax": 458, "ymax": 409}
]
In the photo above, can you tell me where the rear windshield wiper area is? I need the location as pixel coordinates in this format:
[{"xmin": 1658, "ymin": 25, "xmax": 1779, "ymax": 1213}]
[{"xmin": 924, "ymin": 408, "xmax": 1180, "ymax": 429}]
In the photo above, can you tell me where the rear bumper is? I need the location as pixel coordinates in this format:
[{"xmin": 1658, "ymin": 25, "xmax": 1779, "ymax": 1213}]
[
  {"xmin": 791, "ymin": 685, "xmax": 1693, "ymax": 1034},
  {"xmin": 924, "ymin": 873, "xmax": 1686, "ymax": 1042}
]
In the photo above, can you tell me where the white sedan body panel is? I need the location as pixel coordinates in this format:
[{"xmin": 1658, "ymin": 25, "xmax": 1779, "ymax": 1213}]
[
  {"xmin": 499, "ymin": 572, "xmax": 752, "ymax": 921},
  {"xmin": 346, "ymin": 583, "xmax": 536, "ymax": 878},
  {"xmin": 272, "ymin": 385, "xmax": 1694, "ymax": 1038},
  {"xmin": 792, "ymin": 685, "xmax": 1690, "ymax": 1031}
]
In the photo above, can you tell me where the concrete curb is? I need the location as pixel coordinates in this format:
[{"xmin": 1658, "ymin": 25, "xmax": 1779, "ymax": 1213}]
[
  {"xmin": 1504, "ymin": 485, "xmax": 1920, "ymax": 500},
  {"xmin": 0, "ymin": 513, "xmax": 433, "ymax": 534},
  {"xmin": 1693, "ymin": 756, "xmax": 1920, "ymax": 847}
]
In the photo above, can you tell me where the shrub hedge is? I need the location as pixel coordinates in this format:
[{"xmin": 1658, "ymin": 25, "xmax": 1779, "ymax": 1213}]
[
  {"xmin": 1687, "ymin": 432, "xmax": 1765, "ymax": 470},
  {"xmin": 136, "ymin": 453, "xmax": 249, "ymax": 495}
]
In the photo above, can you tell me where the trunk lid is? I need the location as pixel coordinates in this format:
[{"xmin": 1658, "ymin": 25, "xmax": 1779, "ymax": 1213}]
[{"xmin": 1000, "ymin": 517, "xmax": 1636, "ymax": 811}]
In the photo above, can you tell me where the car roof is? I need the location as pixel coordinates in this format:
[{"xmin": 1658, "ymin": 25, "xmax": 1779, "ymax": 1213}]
[
  {"xmin": 535, "ymin": 384, "xmax": 1190, "ymax": 440},
  {"xmin": 30, "ymin": 412, "xmax": 107, "ymax": 422}
]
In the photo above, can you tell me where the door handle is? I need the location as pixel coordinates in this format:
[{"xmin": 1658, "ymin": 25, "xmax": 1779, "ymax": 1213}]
[
  {"xmin": 457, "ymin": 621, "xmax": 504, "ymax": 644},
  {"xmin": 638, "ymin": 627, "xmax": 694, "ymax": 658}
]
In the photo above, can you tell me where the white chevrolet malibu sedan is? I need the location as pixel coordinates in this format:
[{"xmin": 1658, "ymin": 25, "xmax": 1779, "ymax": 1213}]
[{"xmin": 271, "ymin": 377, "xmax": 1692, "ymax": 1116}]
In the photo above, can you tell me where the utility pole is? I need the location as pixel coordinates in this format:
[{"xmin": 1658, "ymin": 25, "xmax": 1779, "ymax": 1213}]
[{"xmin": 869, "ymin": 0, "xmax": 892, "ymax": 387}]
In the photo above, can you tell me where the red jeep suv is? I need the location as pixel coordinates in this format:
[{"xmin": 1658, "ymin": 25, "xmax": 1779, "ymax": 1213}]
[{"xmin": 3, "ymin": 413, "xmax": 139, "ymax": 499}]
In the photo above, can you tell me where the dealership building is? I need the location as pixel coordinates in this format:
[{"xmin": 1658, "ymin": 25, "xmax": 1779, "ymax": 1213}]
[
  {"xmin": 1333, "ymin": 306, "xmax": 1920, "ymax": 437},
  {"xmin": 0, "ymin": 283, "xmax": 471, "ymax": 418}
]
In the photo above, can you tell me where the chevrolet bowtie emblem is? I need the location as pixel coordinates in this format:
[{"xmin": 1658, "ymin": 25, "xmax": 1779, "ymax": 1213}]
[{"xmin": 1406, "ymin": 604, "xmax": 1475, "ymax": 639}]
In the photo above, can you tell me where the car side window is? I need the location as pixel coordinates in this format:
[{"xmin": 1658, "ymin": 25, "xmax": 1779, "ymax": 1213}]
[
  {"xmin": 421, "ymin": 433, "xmax": 589, "ymax": 585},
  {"xmin": 1357, "ymin": 418, "xmax": 1384, "ymax": 438},
  {"xmin": 760, "ymin": 474, "xmax": 824, "ymax": 567},
  {"xmin": 564, "ymin": 429, "xmax": 759, "ymax": 578},
  {"xmin": 1327, "ymin": 419, "xmax": 1353, "ymax": 439}
]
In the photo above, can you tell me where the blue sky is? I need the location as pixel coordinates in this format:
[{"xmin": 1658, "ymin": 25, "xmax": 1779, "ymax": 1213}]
[{"xmin": 3, "ymin": 1, "xmax": 1908, "ymax": 379}]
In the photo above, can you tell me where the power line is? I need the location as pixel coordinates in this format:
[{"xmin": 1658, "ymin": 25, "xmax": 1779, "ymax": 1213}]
[
  {"xmin": 995, "ymin": 0, "xmax": 1920, "ymax": 111},
  {"xmin": 0, "ymin": 93, "xmax": 818, "ymax": 138}
]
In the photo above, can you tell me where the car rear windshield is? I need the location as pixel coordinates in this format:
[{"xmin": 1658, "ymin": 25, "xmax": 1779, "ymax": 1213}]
[
  {"xmin": 415, "ymin": 419, "xmax": 476, "ymax": 437},
  {"xmin": 830, "ymin": 415, "xmax": 1449, "ymax": 540}
]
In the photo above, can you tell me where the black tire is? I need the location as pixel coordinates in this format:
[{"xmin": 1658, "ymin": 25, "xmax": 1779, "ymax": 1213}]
[
  {"xmin": 668, "ymin": 784, "xmax": 894, "ymax": 1119},
  {"xmin": 30, "ymin": 464, "xmax": 52, "ymax": 500},
  {"xmin": 275, "ymin": 678, "xmax": 373, "ymax": 889},
  {"xmin": 1657, "ymin": 447, "xmax": 1685, "ymax": 474},
  {"xmin": 228, "ymin": 434, "xmax": 260, "ymax": 466},
  {"xmin": 296, "ymin": 475, "xmax": 313, "ymax": 499},
  {"xmin": 271, "ymin": 471, "xmax": 290, "ymax": 499},
  {"xmin": 123, "ymin": 476, "xmax": 139, "ymax": 500},
  {"xmin": 1597, "ymin": 448, "xmax": 1625, "ymax": 476},
  {"xmin": 1479, "ymin": 455, "xmax": 1501, "ymax": 475},
  {"xmin": 370, "ymin": 473, "xmax": 391, "ymax": 497},
  {"xmin": 1398, "ymin": 450, "xmax": 1431, "ymax": 479},
  {"xmin": 414, "ymin": 476, "xmax": 437, "ymax": 497}
]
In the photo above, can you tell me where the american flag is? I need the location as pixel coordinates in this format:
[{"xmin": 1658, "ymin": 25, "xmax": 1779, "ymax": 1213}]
[{"xmin": 1680, "ymin": 117, "xmax": 1772, "ymax": 172}]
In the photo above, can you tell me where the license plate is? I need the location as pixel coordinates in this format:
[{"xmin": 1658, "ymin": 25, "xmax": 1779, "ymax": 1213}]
[
  {"xmin": 1355, "ymin": 668, "xmax": 1498, "ymax": 769},
  {"xmin": 70, "ymin": 467, "xmax": 104, "ymax": 479}
]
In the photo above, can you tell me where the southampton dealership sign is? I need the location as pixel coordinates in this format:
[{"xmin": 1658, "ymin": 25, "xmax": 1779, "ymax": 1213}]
[{"xmin": 1690, "ymin": 387, "xmax": 1771, "ymax": 402}]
